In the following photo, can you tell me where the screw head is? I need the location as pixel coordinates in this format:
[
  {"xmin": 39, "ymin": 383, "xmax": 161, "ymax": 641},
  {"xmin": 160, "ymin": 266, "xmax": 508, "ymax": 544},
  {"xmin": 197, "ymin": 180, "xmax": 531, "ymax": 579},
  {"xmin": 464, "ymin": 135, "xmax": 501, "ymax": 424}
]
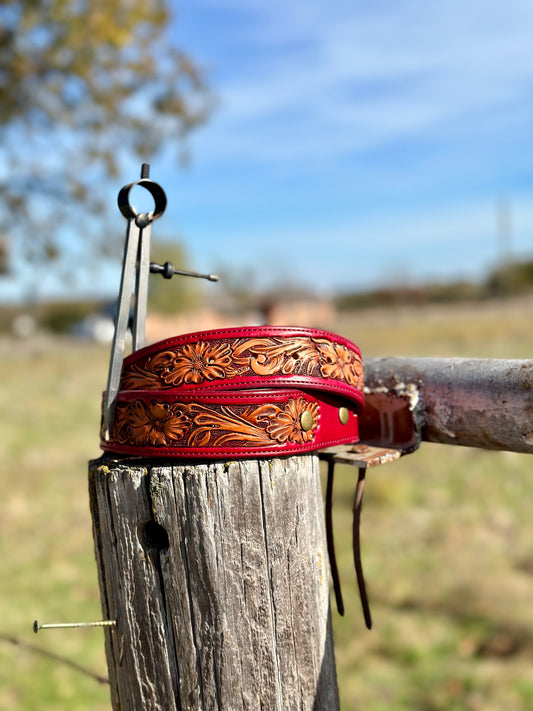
[{"xmin": 135, "ymin": 213, "xmax": 151, "ymax": 229}]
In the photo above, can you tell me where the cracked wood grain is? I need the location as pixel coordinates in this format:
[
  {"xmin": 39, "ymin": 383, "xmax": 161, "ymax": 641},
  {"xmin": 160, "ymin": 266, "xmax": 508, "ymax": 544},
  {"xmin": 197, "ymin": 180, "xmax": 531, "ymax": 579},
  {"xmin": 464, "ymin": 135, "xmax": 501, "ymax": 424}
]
[{"xmin": 89, "ymin": 455, "xmax": 339, "ymax": 711}]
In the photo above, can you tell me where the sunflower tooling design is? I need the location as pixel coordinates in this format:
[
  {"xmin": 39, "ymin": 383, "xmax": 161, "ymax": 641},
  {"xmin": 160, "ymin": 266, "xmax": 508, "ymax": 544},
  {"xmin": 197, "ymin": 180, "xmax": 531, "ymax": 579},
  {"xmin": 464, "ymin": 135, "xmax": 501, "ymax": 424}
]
[
  {"xmin": 110, "ymin": 397, "xmax": 319, "ymax": 450},
  {"xmin": 121, "ymin": 334, "xmax": 363, "ymax": 391}
]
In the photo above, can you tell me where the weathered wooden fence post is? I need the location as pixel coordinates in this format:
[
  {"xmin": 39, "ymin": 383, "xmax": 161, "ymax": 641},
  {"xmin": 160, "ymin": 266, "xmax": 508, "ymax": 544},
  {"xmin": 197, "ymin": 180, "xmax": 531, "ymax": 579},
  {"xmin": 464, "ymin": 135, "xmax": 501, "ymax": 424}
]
[{"xmin": 89, "ymin": 453, "xmax": 340, "ymax": 710}]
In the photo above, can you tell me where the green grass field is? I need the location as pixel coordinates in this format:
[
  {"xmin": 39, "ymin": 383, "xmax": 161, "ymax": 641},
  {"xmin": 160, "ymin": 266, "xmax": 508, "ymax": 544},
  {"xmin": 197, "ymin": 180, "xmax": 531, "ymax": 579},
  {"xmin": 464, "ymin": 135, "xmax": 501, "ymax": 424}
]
[{"xmin": 1, "ymin": 296, "xmax": 533, "ymax": 709}]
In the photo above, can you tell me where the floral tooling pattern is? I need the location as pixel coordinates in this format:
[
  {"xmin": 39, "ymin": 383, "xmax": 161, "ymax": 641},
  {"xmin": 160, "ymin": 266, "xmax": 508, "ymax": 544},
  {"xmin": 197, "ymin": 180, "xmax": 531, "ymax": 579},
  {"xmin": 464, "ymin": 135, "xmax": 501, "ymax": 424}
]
[
  {"xmin": 111, "ymin": 397, "xmax": 319, "ymax": 449},
  {"xmin": 121, "ymin": 335, "xmax": 363, "ymax": 391}
]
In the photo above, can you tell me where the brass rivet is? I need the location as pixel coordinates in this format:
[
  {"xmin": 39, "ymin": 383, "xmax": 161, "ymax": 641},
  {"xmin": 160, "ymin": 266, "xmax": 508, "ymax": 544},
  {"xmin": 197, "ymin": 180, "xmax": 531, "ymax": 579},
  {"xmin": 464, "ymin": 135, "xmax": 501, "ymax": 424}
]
[
  {"xmin": 300, "ymin": 410, "xmax": 314, "ymax": 432},
  {"xmin": 338, "ymin": 407, "xmax": 349, "ymax": 425}
]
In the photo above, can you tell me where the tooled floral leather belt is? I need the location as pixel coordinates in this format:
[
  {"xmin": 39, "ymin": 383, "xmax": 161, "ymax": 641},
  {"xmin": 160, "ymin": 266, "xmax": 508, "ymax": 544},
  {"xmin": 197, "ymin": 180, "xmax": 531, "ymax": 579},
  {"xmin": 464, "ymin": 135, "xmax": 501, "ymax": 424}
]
[{"xmin": 101, "ymin": 326, "xmax": 364, "ymax": 458}]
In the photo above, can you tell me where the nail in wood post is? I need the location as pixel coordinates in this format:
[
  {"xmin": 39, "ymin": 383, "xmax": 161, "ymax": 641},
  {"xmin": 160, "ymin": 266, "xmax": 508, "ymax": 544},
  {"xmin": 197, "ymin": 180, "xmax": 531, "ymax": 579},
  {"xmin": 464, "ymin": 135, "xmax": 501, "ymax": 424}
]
[{"xmin": 89, "ymin": 454, "xmax": 340, "ymax": 710}]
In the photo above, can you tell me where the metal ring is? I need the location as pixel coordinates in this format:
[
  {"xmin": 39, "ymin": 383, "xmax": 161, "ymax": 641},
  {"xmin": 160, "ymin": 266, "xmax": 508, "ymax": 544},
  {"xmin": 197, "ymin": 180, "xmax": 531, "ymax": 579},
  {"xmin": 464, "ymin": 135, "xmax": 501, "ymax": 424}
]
[{"xmin": 117, "ymin": 178, "xmax": 167, "ymax": 221}]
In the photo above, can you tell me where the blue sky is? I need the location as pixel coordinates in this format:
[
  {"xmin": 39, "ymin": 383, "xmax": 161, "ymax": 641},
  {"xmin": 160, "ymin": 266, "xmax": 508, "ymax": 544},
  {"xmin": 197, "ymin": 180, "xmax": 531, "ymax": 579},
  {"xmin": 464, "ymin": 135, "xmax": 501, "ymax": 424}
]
[
  {"xmin": 4, "ymin": 0, "xmax": 533, "ymax": 300},
  {"xmin": 161, "ymin": 0, "xmax": 533, "ymax": 295}
]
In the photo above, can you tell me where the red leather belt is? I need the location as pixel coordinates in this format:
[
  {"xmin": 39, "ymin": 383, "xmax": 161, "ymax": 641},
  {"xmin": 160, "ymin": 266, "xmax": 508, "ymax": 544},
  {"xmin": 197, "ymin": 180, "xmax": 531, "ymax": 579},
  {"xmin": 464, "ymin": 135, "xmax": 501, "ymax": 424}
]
[{"xmin": 101, "ymin": 326, "xmax": 364, "ymax": 458}]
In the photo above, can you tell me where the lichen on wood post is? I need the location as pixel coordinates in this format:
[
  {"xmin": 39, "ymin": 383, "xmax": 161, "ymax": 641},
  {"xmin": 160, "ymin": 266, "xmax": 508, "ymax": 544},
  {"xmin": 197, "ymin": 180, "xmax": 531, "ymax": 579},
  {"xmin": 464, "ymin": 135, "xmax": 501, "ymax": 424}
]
[{"xmin": 89, "ymin": 454, "xmax": 340, "ymax": 710}]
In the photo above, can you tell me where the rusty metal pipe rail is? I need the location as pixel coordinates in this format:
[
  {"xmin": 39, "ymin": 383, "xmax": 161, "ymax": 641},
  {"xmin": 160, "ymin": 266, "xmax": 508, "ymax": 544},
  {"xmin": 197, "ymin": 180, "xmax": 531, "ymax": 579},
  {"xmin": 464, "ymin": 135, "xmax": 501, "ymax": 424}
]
[{"xmin": 363, "ymin": 358, "xmax": 533, "ymax": 454}]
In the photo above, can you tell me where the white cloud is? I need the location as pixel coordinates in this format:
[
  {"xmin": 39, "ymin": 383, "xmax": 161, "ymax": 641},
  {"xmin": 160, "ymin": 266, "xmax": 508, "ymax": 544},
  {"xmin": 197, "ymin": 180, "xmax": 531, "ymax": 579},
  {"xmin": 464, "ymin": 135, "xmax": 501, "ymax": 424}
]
[
  {"xmin": 186, "ymin": 0, "xmax": 533, "ymax": 166},
  {"xmin": 164, "ymin": 0, "xmax": 533, "ymax": 294}
]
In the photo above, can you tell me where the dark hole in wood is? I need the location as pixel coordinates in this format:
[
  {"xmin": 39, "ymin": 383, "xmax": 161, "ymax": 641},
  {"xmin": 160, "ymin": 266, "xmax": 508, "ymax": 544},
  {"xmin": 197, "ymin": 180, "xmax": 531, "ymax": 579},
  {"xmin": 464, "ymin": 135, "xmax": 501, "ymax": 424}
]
[{"xmin": 142, "ymin": 521, "xmax": 170, "ymax": 552}]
